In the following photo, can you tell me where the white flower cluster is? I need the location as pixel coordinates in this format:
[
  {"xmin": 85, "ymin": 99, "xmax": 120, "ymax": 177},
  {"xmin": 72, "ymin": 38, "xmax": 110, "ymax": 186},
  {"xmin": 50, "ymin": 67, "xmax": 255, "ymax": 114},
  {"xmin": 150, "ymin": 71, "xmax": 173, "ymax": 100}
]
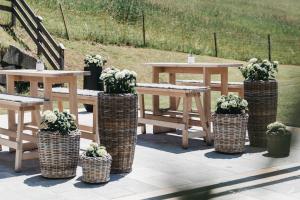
[
  {"xmin": 84, "ymin": 54, "xmax": 106, "ymax": 67},
  {"xmin": 41, "ymin": 110, "xmax": 57, "ymax": 129},
  {"xmin": 216, "ymin": 94, "xmax": 248, "ymax": 114},
  {"xmin": 86, "ymin": 143, "xmax": 108, "ymax": 158}
]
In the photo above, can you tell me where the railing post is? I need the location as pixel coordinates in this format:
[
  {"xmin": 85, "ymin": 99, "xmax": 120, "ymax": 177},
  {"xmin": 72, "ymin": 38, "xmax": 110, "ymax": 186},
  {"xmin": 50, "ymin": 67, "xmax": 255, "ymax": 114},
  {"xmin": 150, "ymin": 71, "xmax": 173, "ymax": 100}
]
[
  {"xmin": 213, "ymin": 32, "xmax": 218, "ymax": 57},
  {"xmin": 11, "ymin": 0, "xmax": 16, "ymax": 27},
  {"xmin": 58, "ymin": 43, "xmax": 65, "ymax": 70},
  {"xmin": 268, "ymin": 34, "xmax": 272, "ymax": 61},
  {"xmin": 36, "ymin": 16, "xmax": 43, "ymax": 57}
]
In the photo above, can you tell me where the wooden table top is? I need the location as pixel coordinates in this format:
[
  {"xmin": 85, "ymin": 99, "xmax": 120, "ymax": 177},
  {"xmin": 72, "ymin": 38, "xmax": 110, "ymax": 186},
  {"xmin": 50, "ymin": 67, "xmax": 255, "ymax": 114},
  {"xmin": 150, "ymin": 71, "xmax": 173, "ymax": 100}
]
[
  {"xmin": 0, "ymin": 69, "xmax": 90, "ymax": 77},
  {"xmin": 145, "ymin": 62, "xmax": 243, "ymax": 68}
]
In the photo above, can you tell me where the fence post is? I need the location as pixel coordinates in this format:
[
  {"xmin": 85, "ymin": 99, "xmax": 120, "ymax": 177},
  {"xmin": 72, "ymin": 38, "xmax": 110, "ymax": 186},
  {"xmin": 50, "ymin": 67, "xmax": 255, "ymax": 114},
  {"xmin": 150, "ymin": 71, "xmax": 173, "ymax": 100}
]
[
  {"xmin": 10, "ymin": 0, "xmax": 16, "ymax": 27},
  {"xmin": 268, "ymin": 34, "xmax": 272, "ymax": 61},
  {"xmin": 213, "ymin": 32, "xmax": 218, "ymax": 57},
  {"xmin": 36, "ymin": 16, "xmax": 43, "ymax": 57},
  {"xmin": 142, "ymin": 11, "xmax": 146, "ymax": 46},
  {"xmin": 59, "ymin": 3, "xmax": 70, "ymax": 40},
  {"xmin": 58, "ymin": 43, "xmax": 65, "ymax": 70}
]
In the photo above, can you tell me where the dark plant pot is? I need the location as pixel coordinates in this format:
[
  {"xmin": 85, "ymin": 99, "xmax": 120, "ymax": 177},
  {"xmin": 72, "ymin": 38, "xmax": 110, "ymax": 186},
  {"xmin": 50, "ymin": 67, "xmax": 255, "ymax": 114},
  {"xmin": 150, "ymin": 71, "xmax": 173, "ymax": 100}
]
[
  {"xmin": 267, "ymin": 134, "xmax": 291, "ymax": 158},
  {"xmin": 98, "ymin": 93, "xmax": 138, "ymax": 174},
  {"xmin": 83, "ymin": 65, "xmax": 104, "ymax": 112},
  {"xmin": 244, "ymin": 80, "xmax": 278, "ymax": 148}
]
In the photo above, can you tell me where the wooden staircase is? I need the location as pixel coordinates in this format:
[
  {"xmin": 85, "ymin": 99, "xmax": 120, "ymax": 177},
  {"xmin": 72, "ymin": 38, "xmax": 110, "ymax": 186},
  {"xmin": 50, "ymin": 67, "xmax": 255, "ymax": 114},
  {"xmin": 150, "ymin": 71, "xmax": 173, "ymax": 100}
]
[{"xmin": 0, "ymin": 0, "xmax": 65, "ymax": 70}]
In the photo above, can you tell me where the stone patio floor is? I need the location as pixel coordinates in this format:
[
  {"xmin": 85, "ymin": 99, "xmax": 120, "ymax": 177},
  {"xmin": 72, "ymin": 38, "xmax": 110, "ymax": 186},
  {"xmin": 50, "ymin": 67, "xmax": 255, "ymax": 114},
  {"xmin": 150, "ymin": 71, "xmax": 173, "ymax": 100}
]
[{"xmin": 0, "ymin": 111, "xmax": 300, "ymax": 200}]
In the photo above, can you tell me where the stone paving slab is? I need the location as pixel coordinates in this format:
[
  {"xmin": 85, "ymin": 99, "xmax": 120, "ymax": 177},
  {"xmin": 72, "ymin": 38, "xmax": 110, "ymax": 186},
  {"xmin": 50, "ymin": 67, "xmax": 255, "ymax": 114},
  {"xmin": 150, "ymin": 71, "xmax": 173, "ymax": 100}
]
[{"xmin": 0, "ymin": 111, "xmax": 299, "ymax": 200}]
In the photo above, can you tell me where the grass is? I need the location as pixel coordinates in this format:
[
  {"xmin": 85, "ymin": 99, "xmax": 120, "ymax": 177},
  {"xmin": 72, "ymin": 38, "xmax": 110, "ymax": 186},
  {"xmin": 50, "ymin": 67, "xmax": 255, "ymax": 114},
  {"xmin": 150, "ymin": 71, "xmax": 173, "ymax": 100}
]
[{"xmin": 20, "ymin": 0, "xmax": 300, "ymax": 64}]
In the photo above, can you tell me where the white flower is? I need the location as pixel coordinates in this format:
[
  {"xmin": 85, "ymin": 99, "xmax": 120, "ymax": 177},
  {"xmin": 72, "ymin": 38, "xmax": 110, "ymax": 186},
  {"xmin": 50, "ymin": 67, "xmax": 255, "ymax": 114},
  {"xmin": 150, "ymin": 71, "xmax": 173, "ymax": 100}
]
[
  {"xmin": 241, "ymin": 99, "xmax": 248, "ymax": 107},
  {"xmin": 90, "ymin": 142, "xmax": 98, "ymax": 149},
  {"xmin": 131, "ymin": 70, "xmax": 137, "ymax": 78},
  {"xmin": 221, "ymin": 102, "xmax": 229, "ymax": 109},
  {"xmin": 86, "ymin": 146, "xmax": 94, "ymax": 152},
  {"xmin": 229, "ymin": 100, "xmax": 237, "ymax": 107},
  {"xmin": 217, "ymin": 96, "xmax": 225, "ymax": 103},
  {"xmin": 249, "ymin": 58, "xmax": 258, "ymax": 63},
  {"xmin": 42, "ymin": 110, "xmax": 57, "ymax": 123},
  {"xmin": 96, "ymin": 148, "xmax": 107, "ymax": 157},
  {"xmin": 115, "ymin": 71, "xmax": 126, "ymax": 80}
]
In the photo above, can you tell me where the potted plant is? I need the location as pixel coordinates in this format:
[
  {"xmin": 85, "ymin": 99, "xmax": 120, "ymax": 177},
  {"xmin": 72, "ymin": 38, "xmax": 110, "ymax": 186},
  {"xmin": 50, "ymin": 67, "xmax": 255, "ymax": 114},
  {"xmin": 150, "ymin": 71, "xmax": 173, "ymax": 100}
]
[
  {"xmin": 99, "ymin": 67, "xmax": 137, "ymax": 173},
  {"xmin": 80, "ymin": 143, "xmax": 112, "ymax": 183},
  {"xmin": 240, "ymin": 58, "xmax": 279, "ymax": 147},
  {"xmin": 83, "ymin": 54, "xmax": 107, "ymax": 112},
  {"xmin": 212, "ymin": 94, "xmax": 249, "ymax": 153},
  {"xmin": 37, "ymin": 110, "xmax": 80, "ymax": 178},
  {"xmin": 266, "ymin": 122, "xmax": 291, "ymax": 157}
]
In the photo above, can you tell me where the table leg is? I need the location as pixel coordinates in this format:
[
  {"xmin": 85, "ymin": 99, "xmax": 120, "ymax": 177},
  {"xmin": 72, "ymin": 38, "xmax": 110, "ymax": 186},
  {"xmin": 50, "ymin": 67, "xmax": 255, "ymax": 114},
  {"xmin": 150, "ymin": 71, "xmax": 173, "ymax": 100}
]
[
  {"xmin": 169, "ymin": 73, "xmax": 177, "ymax": 110},
  {"xmin": 7, "ymin": 75, "xmax": 16, "ymax": 152},
  {"xmin": 30, "ymin": 81, "xmax": 38, "ymax": 125},
  {"xmin": 203, "ymin": 68, "xmax": 212, "ymax": 120},
  {"xmin": 152, "ymin": 68, "xmax": 160, "ymax": 115},
  {"xmin": 220, "ymin": 68, "xmax": 229, "ymax": 95},
  {"xmin": 68, "ymin": 77, "xmax": 79, "ymax": 124},
  {"xmin": 43, "ymin": 78, "xmax": 53, "ymax": 111}
]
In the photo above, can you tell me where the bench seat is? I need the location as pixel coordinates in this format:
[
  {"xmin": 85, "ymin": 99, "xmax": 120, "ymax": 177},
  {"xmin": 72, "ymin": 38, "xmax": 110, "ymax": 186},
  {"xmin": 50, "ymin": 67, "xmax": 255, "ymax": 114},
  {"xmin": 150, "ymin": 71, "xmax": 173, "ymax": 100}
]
[
  {"xmin": 176, "ymin": 80, "xmax": 244, "ymax": 97},
  {"xmin": 136, "ymin": 83, "xmax": 212, "ymax": 148},
  {"xmin": 0, "ymin": 94, "xmax": 47, "ymax": 172},
  {"xmin": 39, "ymin": 87, "xmax": 101, "ymax": 142}
]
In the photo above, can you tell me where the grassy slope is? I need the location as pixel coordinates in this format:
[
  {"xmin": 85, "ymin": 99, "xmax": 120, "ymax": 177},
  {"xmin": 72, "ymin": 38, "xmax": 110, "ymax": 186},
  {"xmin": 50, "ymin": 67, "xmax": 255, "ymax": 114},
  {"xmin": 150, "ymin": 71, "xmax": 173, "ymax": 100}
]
[{"xmin": 24, "ymin": 0, "xmax": 300, "ymax": 64}]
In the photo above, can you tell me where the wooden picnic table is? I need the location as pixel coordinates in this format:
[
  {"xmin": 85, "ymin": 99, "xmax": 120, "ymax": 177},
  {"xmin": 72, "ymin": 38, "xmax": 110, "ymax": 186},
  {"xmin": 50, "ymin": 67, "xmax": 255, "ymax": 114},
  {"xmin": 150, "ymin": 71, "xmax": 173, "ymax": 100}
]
[
  {"xmin": 145, "ymin": 62, "xmax": 243, "ymax": 132},
  {"xmin": 0, "ymin": 69, "xmax": 89, "ymax": 128}
]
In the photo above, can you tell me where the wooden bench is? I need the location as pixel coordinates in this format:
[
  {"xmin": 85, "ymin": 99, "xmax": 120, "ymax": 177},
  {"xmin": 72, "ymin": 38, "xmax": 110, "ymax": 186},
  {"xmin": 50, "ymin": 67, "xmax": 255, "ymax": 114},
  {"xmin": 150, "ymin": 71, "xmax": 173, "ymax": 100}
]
[
  {"xmin": 176, "ymin": 80, "xmax": 244, "ymax": 97},
  {"xmin": 136, "ymin": 83, "xmax": 212, "ymax": 148},
  {"xmin": 0, "ymin": 94, "xmax": 47, "ymax": 172},
  {"xmin": 40, "ymin": 87, "xmax": 101, "ymax": 142}
]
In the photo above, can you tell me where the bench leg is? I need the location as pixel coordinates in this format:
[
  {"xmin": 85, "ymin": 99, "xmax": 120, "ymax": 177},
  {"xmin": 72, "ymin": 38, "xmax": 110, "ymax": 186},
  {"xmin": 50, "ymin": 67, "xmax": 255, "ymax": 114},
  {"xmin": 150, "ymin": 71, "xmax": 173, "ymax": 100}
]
[
  {"xmin": 138, "ymin": 94, "xmax": 146, "ymax": 134},
  {"xmin": 182, "ymin": 95, "xmax": 192, "ymax": 149},
  {"xmin": 194, "ymin": 94, "xmax": 213, "ymax": 145},
  {"xmin": 15, "ymin": 110, "xmax": 24, "ymax": 172}
]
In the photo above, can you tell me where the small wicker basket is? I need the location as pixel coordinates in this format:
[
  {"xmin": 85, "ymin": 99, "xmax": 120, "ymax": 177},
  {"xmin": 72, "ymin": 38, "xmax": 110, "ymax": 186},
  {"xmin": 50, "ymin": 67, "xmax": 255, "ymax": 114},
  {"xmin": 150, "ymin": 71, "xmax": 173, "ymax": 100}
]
[
  {"xmin": 37, "ymin": 130, "xmax": 80, "ymax": 178},
  {"xmin": 80, "ymin": 153, "xmax": 112, "ymax": 183},
  {"xmin": 212, "ymin": 113, "xmax": 249, "ymax": 153}
]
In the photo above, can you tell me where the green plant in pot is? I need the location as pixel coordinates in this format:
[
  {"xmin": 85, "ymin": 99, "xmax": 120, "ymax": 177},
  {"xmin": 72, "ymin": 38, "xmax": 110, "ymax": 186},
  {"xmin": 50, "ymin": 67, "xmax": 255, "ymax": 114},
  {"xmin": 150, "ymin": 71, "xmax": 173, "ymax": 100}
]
[
  {"xmin": 80, "ymin": 143, "xmax": 112, "ymax": 183},
  {"xmin": 212, "ymin": 94, "xmax": 249, "ymax": 153},
  {"xmin": 83, "ymin": 54, "xmax": 107, "ymax": 112},
  {"xmin": 98, "ymin": 67, "xmax": 137, "ymax": 173},
  {"xmin": 266, "ymin": 122, "xmax": 291, "ymax": 157},
  {"xmin": 37, "ymin": 110, "xmax": 80, "ymax": 178},
  {"xmin": 240, "ymin": 58, "xmax": 279, "ymax": 147}
]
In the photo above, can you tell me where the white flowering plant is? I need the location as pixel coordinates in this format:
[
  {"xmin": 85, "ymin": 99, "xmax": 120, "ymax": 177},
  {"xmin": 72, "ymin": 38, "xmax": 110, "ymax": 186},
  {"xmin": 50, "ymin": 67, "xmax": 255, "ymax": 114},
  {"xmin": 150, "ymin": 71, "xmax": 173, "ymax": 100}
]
[
  {"xmin": 85, "ymin": 143, "xmax": 109, "ymax": 158},
  {"xmin": 84, "ymin": 54, "xmax": 107, "ymax": 68},
  {"xmin": 266, "ymin": 122, "xmax": 290, "ymax": 136},
  {"xmin": 40, "ymin": 110, "xmax": 77, "ymax": 135},
  {"xmin": 100, "ymin": 67, "xmax": 137, "ymax": 94},
  {"xmin": 215, "ymin": 94, "xmax": 248, "ymax": 114},
  {"xmin": 239, "ymin": 58, "xmax": 278, "ymax": 81}
]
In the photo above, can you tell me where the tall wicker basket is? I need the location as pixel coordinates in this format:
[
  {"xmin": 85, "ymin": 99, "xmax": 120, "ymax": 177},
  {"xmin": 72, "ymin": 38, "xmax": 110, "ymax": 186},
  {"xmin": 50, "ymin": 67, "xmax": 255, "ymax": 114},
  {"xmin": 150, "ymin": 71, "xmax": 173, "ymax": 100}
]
[
  {"xmin": 80, "ymin": 153, "xmax": 112, "ymax": 183},
  {"xmin": 244, "ymin": 80, "xmax": 278, "ymax": 147},
  {"xmin": 212, "ymin": 113, "xmax": 249, "ymax": 153},
  {"xmin": 98, "ymin": 93, "xmax": 138, "ymax": 174},
  {"xmin": 37, "ymin": 130, "xmax": 80, "ymax": 178}
]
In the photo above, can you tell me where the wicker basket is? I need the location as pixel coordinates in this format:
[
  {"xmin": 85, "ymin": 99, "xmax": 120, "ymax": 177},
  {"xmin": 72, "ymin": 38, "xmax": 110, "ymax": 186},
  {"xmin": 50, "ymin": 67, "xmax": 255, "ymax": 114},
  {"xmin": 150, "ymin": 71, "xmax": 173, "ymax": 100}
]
[
  {"xmin": 37, "ymin": 130, "xmax": 80, "ymax": 178},
  {"xmin": 212, "ymin": 113, "xmax": 249, "ymax": 153},
  {"xmin": 98, "ymin": 93, "xmax": 138, "ymax": 174},
  {"xmin": 80, "ymin": 153, "xmax": 112, "ymax": 183},
  {"xmin": 244, "ymin": 80, "xmax": 278, "ymax": 147}
]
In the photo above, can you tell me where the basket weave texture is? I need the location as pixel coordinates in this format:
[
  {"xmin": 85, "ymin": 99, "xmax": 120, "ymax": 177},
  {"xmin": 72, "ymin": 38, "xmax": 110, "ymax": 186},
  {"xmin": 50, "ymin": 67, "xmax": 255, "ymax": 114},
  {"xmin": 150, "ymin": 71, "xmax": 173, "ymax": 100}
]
[
  {"xmin": 37, "ymin": 130, "xmax": 80, "ymax": 178},
  {"xmin": 98, "ymin": 93, "xmax": 138, "ymax": 174},
  {"xmin": 212, "ymin": 113, "xmax": 249, "ymax": 153},
  {"xmin": 80, "ymin": 153, "xmax": 112, "ymax": 183},
  {"xmin": 244, "ymin": 80, "xmax": 278, "ymax": 147}
]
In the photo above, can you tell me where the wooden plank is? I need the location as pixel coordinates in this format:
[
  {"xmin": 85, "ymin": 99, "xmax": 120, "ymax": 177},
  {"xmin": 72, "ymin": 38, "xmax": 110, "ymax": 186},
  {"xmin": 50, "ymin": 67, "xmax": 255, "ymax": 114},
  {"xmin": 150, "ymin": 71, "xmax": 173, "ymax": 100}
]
[
  {"xmin": 14, "ymin": 0, "xmax": 37, "ymax": 32},
  {"xmin": 145, "ymin": 63, "xmax": 243, "ymax": 68},
  {"xmin": 79, "ymin": 125, "xmax": 93, "ymax": 133},
  {"xmin": 39, "ymin": 33, "xmax": 60, "ymax": 61},
  {"xmin": 0, "ymin": 70, "xmax": 89, "ymax": 77},
  {"xmin": 39, "ymin": 43, "xmax": 60, "ymax": 70},
  {"xmin": 220, "ymin": 67, "xmax": 229, "ymax": 95},
  {"xmin": 0, "ymin": 5, "xmax": 12, "ymax": 12},
  {"xmin": 136, "ymin": 88, "xmax": 187, "ymax": 97},
  {"xmin": 15, "ymin": 110, "xmax": 24, "ymax": 172},
  {"xmin": 138, "ymin": 118, "xmax": 185, "ymax": 130},
  {"xmin": 68, "ymin": 77, "xmax": 79, "ymax": 124},
  {"xmin": 0, "ymin": 128, "xmax": 37, "ymax": 143},
  {"xmin": 81, "ymin": 130, "xmax": 96, "ymax": 141},
  {"xmin": 0, "ymin": 137, "xmax": 17, "ymax": 149},
  {"xmin": 138, "ymin": 94, "xmax": 146, "ymax": 134},
  {"xmin": 38, "ymin": 22, "xmax": 60, "ymax": 52}
]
